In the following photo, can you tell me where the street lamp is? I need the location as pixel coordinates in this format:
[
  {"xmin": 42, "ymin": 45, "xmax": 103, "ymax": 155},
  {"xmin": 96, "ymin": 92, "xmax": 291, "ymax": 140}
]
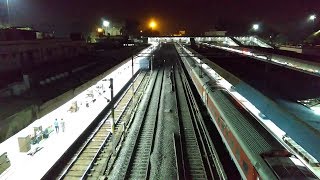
[
  {"xmin": 308, "ymin": 14, "xmax": 317, "ymax": 32},
  {"xmin": 309, "ymin": 14, "xmax": 316, "ymax": 21},
  {"xmin": 252, "ymin": 24, "xmax": 259, "ymax": 31},
  {"xmin": 149, "ymin": 20, "xmax": 157, "ymax": 30},
  {"xmin": 103, "ymin": 20, "xmax": 110, "ymax": 27},
  {"xmin": 97, "ymin": 28, "xmax": 103, "ymax": 33},
  {"xmin": 103, "ymin": 20, "xmax": 110, "ymax": 35}
]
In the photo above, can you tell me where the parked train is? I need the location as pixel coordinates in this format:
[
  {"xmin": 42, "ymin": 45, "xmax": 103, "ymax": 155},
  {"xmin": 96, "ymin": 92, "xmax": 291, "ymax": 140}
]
[{"xmin": 177, "ymin": 45, "xmax": 318, "ymax": 180}]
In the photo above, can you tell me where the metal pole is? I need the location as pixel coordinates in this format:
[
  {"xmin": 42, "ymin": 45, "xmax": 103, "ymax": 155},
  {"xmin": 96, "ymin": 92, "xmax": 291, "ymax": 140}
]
[
  {"xmin": 109, "ymin": 78, "xmax": 115, "ymax": 155},
  {"xmin": 199, "ymin": 61, "xmax": 203, "ymax": 78},
  {"xmin": 131, "ymin": 56, "xmax": 135, "ymax": 100},
  {"xmin": 151, "ymin": 55, "xmax": 154, "ymax": 72},
  {"xmin": 313, "ymin": 19, "xmax": 316, "ymax": 32},
  {"xmin": 6, "ymin": 0, "xmax": 10, "ymax": 26},
  {"xmin": 110, "ymin": 78, "xmax": 114, "ymax": 133}
]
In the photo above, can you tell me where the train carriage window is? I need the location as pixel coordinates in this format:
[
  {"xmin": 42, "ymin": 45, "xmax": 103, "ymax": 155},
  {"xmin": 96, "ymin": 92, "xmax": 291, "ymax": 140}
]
[
  {"xmin": 225, "ymin": 128, "xmax": 229, "ymax": 138},
  {"xmin": 243, "ymin": 160, "xmax": 249, "ymax": 175},
  {"xmin": 222, "ymin": 123, "xmax": 226, "ymax": 131},
  {"xmin": 229, "ymin": 138, "xmax": 234, "ymax": 149},
  {"xmin": 235, "ymin": 148, "xmax": 240, "ymax": 161}
]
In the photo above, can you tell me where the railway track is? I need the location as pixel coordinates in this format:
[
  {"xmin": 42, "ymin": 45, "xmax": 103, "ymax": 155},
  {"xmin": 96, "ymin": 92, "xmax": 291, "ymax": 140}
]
[
  {"xmin": 108, "ymin": 68, "xmax": 165, "ymax": 179},
  {"xmin": 57, "ymin": 71, "xmax": 150, "ymax": 179},
  {"xmin": 173, "ymin": 50, "xmax": 226, "ymax": 179},
  {"xmin": 106, "ymin": 44, "xmax": 226, "ymax": 179}
]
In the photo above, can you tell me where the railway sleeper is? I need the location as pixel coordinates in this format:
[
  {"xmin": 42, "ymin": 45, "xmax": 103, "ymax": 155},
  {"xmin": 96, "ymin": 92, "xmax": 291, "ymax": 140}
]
[
  {"xmin": 83, "ymin": 149, "xmax": 99, "ymax": 153},
  {"xmin": 131, "ymin": 164, "xmax": 148, "ymax": 169},
  {"xmin": 67, "ymin": 171, "xmax": 85, "ymax": 176},
  {"xmin": 69, "ymin": 165, "xmax": 88, "ymax": 171},
  {"xmin": 78, "ymin": 157, "xmax": 96, "ymax": 160},
  {"xmin": 131, "ymin": 168, "xmax": 148, "ymax": 173},
  {"xmin": 188, "ymin": 155, "xmax": 202, "ymax": 159},
  {"xmin": 73, "ymin": 160, "xmax": 90, "ymax": 165},
  {"xmin": 130, "ymin": 174, "xmax": 146, "ymax": 179},
  {"xmin": 187, "ymin": 149, "xmax": 200, "ymax": 154},
  {"xmin": 79, "ymin": 153, "xmax": 96, "ymax": 158}
]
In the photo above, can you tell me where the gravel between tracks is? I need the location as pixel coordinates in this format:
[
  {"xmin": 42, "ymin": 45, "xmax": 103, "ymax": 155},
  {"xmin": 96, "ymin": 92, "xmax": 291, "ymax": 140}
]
[{"xmin": 150, "ymin": 66, "xmax": 180, "ymax": 179}]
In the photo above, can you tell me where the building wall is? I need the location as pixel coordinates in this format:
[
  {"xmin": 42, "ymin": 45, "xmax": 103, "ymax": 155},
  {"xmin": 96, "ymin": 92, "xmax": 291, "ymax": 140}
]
[{"xmin": 0, "ymin": 39, "xmax": 91, "ymax": 72}]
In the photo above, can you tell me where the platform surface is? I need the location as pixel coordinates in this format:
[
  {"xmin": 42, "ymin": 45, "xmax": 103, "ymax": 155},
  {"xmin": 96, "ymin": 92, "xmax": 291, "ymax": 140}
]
[{"xmin": 0, "ymin": 61, "xmax": 138, "ymax": 179}]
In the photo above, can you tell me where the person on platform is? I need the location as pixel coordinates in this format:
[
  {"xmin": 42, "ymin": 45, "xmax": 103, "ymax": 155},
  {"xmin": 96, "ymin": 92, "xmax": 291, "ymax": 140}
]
[
  {"xmin": 54, "ymin": 119, "xmax": 59, "ymax": 133},
  {"xmin": 60, "ymin": 118, "xmax": 65, "ymax": 132}
]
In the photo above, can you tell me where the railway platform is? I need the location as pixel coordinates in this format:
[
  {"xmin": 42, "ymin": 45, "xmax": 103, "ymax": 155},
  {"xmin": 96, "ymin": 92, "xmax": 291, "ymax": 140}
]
[
  {"xmin": 0, "ymin": 66, "xmax": 145, "ymax": 180},
  {"xmin": 0, "ymin": 43, "xmax": 157, "ymax": 179},
  {"xmin": 0, "ymin": 91, "xmax": 110, "ymax": 180}
]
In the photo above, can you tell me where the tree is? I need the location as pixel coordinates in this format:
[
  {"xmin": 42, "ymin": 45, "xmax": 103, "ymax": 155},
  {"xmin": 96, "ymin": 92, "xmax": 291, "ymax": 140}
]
[{"xmin": 121, "ymin": 19, "xmax": 140, "ymax": 37}]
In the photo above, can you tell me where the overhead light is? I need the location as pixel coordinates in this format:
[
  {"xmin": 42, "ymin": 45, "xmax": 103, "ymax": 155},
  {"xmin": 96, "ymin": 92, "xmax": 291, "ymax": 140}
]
[
  {"xmin": 309, "ymin": 14, "xmax": 316, "ymax": 21},
  {"xmin": 97, "ymin": 28, "xmax": 103, "ymax": 33},
  {"xmin": 252, "ymin": 24, "xmax": 259, "ymax": 31},
  {"xmin": 103, "ymin": 20, "xmax": 110, "ymax": 27}
]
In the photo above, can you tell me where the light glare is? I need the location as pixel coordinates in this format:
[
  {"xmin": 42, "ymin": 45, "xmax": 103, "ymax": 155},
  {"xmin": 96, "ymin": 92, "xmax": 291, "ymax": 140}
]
[
  {"xmin": 103, "ymin": 20, "xmax": 110, "ymax": 27},
  {"xmin": 149, "ymin": 21, "xmax": 157, "ymax": 29},
  {"xmin": 311, "ymin": 106, "xmax": 320, "ymax": 115},
  {"xmin": 252, "ymin": 24, "xmax": 259, "ymax": 31},
  {"xmin": 309, "ymin": 14, "xmax": 316, "ymax": 21},
  {"xmin": 97, "ymin": 28, "xmax": 103, "ymax": 33}
]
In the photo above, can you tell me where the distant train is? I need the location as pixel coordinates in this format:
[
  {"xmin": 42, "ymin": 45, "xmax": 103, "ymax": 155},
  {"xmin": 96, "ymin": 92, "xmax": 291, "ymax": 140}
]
[{"xmin": 178, "ymin": 46, "xmax": 318, "ymax": 179}]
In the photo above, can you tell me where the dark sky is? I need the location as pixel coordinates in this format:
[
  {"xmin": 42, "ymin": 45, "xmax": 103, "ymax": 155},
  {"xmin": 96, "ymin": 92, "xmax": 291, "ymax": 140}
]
[{"xmin": 7, "ymin": 0, "xmax": 320, "ymax": 36}]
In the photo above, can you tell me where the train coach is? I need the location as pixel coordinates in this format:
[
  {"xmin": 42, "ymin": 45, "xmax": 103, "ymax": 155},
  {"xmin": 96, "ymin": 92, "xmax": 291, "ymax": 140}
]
[{"xmin": 178, "ymin": 47, "xmax": 318, "ymax": 180}]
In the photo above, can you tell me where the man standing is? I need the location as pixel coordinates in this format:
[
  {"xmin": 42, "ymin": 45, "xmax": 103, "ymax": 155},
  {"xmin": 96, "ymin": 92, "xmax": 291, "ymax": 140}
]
[
  {"xmin": 54, "ymin": 119, "xmax": 59, "ymax": 133},
  {"xmin": 60, "ymin": 118, "xmax": 65, "ymax": 132}
]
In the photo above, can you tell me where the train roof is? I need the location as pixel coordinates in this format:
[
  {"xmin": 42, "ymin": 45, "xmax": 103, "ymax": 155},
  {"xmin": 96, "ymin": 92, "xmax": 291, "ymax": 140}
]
[
  {"xmin": 212, "ymin": 90, "xmax": 284, "ymax": 153},
  {"xmin": 209, "ymin": 90, "xmax": 285, "ymax": 178}
]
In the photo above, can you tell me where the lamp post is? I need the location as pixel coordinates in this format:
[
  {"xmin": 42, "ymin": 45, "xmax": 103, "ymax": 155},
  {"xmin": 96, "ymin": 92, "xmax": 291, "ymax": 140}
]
[
  {"xmin": 6, "ymin": 0, "xmax": 10, "ymax": 26},
  {"xmin": 252, "ymin": 24, "xmax": 259, "ymax": 31},
  {"xmin": 309, "ymin": 14, "xmax": 316, "ymax": 32},
  {"xmin": 131, "ymin": 55, "xmax": 135, "ymax": 105},
  {"xmin": 103, "ymin": 20, "xmax": 110, "ymax": 35},
  {"xmin": 109, "ymin": 78, "xmax": 114, "ymax": 133}
]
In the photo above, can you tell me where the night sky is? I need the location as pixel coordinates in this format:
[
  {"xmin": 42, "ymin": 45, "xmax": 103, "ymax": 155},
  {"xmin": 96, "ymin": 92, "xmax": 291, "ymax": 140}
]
[{"xmin": 7, "ymin": 0, "xmax": 320, "ymax": 36}]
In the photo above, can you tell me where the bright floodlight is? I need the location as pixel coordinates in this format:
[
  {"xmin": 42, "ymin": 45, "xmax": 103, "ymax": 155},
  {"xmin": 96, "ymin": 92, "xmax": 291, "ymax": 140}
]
[
  {"xmin": 309, "ymin": 14, "xmax": 316, "ymax": 21},
  {"xmin": 149, "ymin": 21, "xmax": 157, "ymax": 29},
  {"xmin": 103, "ymin": 20, "xmax": 110, "ymax": 27},
  {"xmin": 252, "ymin": 24, "xmax": 259, "ymax": 31},
  {"xmin": 97, "ymin": 28, "xmax": 103, "ymax": 33}
]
